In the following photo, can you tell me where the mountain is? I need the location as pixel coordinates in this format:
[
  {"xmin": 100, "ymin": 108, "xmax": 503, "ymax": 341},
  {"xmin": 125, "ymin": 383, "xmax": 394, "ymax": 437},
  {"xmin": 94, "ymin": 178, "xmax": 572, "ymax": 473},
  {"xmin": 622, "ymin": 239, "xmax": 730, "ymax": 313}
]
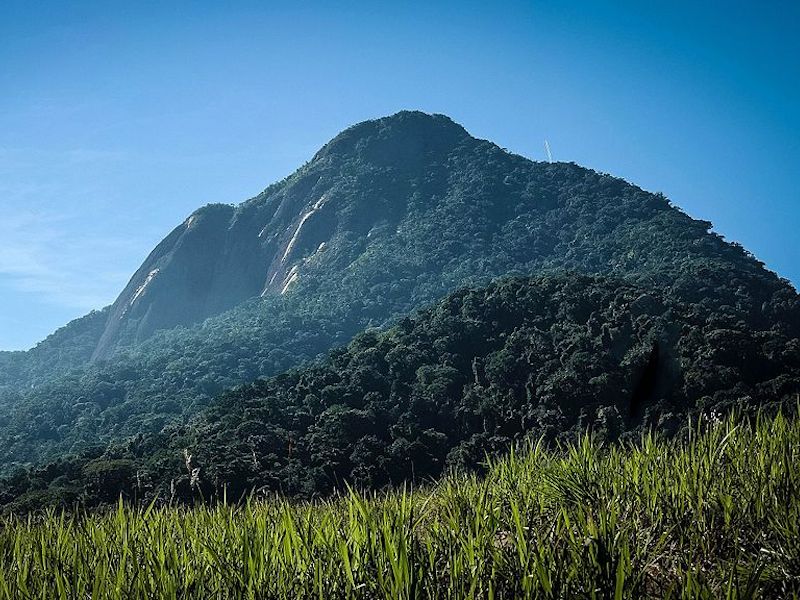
[{"xmin": 0, "ymin": 110, "xmax": 797, "ymax": 477}]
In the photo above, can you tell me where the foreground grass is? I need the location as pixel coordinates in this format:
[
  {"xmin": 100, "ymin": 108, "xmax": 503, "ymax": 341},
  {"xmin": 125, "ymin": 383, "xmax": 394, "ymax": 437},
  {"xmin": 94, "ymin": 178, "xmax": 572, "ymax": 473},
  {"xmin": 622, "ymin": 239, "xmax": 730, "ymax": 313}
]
[{"xmin": 1, "ymin": 413, "xmax": 799, "ymax": 599}]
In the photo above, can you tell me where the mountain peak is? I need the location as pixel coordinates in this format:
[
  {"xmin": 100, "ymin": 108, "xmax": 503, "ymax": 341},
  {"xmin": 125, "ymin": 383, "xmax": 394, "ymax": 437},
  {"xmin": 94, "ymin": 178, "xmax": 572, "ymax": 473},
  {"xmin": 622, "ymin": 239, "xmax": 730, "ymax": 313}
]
[{"xmin": 312, "ymin": 110, "xmax": 472, "ymax": 163}]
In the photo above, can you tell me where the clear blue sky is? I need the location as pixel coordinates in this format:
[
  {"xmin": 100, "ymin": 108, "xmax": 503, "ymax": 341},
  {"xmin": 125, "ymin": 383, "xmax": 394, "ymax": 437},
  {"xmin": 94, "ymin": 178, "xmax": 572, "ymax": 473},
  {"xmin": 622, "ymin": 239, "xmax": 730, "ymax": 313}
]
[{"xmin": 1, "ymin": 1, "xmax": 798, "ymax": 350}]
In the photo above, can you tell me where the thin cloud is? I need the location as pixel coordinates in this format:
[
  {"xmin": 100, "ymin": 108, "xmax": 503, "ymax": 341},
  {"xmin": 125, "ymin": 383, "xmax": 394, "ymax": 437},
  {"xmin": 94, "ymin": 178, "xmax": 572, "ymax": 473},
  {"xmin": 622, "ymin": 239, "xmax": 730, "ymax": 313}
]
[
  {"xmin": 0, "ymin": 144, "xmax": 149, "ymax": 314},
  {"xmin": 0, "ymin": 207, "xmax": 136, "ymax": 311}
]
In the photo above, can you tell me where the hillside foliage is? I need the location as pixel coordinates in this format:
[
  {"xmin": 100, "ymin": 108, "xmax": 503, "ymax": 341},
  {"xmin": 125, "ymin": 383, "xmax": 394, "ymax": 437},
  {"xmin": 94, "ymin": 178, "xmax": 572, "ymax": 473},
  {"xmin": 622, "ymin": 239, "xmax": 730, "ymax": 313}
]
[{"xmin": 2, "ymin": 275, "xmax": 797, "ymax": 509}]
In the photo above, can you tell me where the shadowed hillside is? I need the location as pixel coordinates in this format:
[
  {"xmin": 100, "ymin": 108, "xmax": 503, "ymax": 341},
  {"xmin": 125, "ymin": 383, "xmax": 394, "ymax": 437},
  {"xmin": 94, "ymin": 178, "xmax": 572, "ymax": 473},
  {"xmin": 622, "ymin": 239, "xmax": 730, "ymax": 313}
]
[{"xmin": 3, "ymin": 274, "xmax": 797, "ymax": 509}]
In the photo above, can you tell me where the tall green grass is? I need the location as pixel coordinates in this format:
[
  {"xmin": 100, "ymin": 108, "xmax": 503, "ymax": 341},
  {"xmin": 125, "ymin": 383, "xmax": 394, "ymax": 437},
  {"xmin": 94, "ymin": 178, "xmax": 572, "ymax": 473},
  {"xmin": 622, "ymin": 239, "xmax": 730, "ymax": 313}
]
[{"xmin": 1, "ymin": 413, "xmax": 798, "ymax": 598}]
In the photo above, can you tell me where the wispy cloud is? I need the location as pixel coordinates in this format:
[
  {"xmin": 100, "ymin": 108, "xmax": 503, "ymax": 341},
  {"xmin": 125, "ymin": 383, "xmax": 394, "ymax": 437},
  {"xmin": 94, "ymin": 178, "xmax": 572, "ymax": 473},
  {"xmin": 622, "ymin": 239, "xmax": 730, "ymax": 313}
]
[
  {"xmin": 0, "ymin": 146, "xmax": 149, "ymax": 314},
  {"xmin": 0, "ymin": 206, "xmax": 136, "ymax": 311}
]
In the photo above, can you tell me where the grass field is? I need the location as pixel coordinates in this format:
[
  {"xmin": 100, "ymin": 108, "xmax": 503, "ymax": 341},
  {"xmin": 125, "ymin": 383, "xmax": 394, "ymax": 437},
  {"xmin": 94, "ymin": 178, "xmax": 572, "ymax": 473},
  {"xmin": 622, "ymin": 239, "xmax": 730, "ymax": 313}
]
[{"xmin": 0, "ymin": 412, "xmax": 798, "ymax": 599}]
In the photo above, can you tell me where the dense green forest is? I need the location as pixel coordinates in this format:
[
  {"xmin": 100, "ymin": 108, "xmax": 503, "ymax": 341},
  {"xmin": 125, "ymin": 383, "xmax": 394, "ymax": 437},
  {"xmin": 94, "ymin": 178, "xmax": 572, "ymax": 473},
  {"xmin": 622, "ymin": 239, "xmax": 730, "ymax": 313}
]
[
  {"xmin": 2, "ymin": 274, "xmax": 797, "ymax": 511},
  {"xmin": 0, "ymin": 308, "xmax": 109, "ymax": 392},
  {"xmin": 1, "ymin": 412, "xmax": 798, "ymax": 598},
  {"xmin": 0, "ymin": 112, "xmax": 797, "ymax": 483}
]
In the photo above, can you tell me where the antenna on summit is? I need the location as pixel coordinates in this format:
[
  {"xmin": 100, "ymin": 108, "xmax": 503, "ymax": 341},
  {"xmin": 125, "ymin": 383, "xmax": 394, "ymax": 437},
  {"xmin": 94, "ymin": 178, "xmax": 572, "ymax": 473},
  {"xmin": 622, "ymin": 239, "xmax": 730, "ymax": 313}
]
[{"xmin": 544, "ymin": 140, "xmax": 553, "ymax": 163}]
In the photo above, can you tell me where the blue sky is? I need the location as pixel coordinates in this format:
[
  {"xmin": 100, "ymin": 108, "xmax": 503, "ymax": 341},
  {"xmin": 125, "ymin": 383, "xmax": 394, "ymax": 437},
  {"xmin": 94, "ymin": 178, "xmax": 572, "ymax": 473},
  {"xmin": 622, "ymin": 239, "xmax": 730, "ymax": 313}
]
[{"xmin": 1, "ymin": 1, "xmax": 798, "ymax": 350}]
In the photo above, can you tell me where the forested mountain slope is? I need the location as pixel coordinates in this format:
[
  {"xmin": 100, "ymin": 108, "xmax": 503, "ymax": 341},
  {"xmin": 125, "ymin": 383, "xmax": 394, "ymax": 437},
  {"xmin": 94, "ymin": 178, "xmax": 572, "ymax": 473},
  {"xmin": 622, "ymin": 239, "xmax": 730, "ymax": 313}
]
[
  {"xmin": 2, "ymin": 274, "xmax": 797, "ymax": 510},
  {"xmin": 0, "ymin": 111, "xmax": 797, "ymax": 475},
  {"xmin": 0, "ymin": 309, "xmax": 108, "ymax": 392}
]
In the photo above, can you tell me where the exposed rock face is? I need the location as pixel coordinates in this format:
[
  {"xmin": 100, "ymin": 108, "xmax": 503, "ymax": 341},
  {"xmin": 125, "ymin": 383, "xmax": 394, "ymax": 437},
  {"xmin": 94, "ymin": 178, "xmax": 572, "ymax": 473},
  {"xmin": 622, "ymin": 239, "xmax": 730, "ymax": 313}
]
[{"xmin": 92, "ymin": 204, "xmax": 259, "ymax": 360}]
